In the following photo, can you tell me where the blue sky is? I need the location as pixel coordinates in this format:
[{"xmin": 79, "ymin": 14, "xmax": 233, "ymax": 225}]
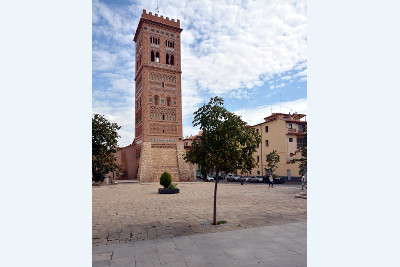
[{"xmin": 93, "ymin": 0, "xmax": 307, "ymax": 147}]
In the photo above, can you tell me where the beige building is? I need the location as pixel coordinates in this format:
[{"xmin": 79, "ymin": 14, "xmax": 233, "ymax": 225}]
[{"xmin": 240, "ymin": 113, "xmax": 306, "ymax": 181}]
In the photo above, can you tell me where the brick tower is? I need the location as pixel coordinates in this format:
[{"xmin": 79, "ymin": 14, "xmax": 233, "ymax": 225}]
[{"xmin": 133, "ymin": 9, "xmax": 194, "ymax": 183}]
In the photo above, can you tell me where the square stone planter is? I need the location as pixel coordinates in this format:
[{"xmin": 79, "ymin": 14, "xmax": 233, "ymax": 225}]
[{"xmin": 158, "ymin": 188, "xmax": 180, "ymax": 194}]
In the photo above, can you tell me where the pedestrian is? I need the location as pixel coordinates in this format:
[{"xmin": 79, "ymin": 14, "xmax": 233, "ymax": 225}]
[
  {"xmin": 269, "ymin": 174, "xmax": 273, "ymax": 188},
  {"xmin": 301, "ymin": 175, "xmax": 306, "ymax": 190}
]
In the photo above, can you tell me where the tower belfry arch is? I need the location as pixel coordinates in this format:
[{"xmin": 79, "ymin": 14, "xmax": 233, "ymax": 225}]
[{"xmin": 133, "ymin": 9, "xmax": 194, "ymax": 182}]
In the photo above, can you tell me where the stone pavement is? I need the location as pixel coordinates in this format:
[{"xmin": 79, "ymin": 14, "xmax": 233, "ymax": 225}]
[
  {"xmin": 93, "ymin": 182, "xmax": 307, "ymax": 246},
  {"xmin": 93, "ymin": 221, "xmax": 306, "ymax": 267},
  {"xmin": 92, "ymin": 182, "xmax": 307, "ymax": 245}
]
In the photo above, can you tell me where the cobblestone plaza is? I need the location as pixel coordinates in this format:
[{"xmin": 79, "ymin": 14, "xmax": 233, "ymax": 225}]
[{"xmin": 93, "ymin": 182, "xmax": 307, "ymax": 246}]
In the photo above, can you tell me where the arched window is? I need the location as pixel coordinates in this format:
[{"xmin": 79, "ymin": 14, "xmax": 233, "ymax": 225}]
[
  {"xmin": 162, "ymin": 114, "xmax": 165, "ymax": 120},
  {"xmin": 166, "ymin": 54, "xmax": 169, "ymax": 64},
  {"xmin": 167, "ymin": 97, "xmax": 171, "ymax": 106},
  {"xmin": 154, "ymin": 95, "xmax": 159, "ymax": 105},
  {"xmin": 170, "ymin": 55, "xmax": 174, "ymax": 65},
  {"xmin": 151, "ymin": 51, "xmax": 154, "ymax": 62},
  {"xmin": 155, "ymin": 52, "xmax": 159, "ymax": 63}
]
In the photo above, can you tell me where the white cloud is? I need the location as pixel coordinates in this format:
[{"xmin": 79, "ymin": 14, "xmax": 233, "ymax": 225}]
[
  {"xmin": 92, "ymin": 0, "xmax": 307, "ymax": 146},
  {"xmin": 233, "ymin": 98, "xmax": 307, "ymax": 126}
]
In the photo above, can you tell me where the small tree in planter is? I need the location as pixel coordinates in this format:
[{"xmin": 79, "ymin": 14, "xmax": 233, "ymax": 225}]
[{"xmin": 159, "ymin": 172, "xmax": 179, "ymax": 194}]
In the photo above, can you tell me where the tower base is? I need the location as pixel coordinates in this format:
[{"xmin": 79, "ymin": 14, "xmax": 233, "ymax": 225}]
[{"xmin": 137, "ymin": 141, "xmax": 195, "ymax": 183}]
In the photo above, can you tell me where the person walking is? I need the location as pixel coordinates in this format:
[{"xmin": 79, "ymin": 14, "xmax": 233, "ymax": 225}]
[
  {"xmin": 269, "ymin": 174, "xmax": 273, "ymax": 188},
  {"xmin": 301, "ymin": 175, "xmax": 306, "ymax": 190}
]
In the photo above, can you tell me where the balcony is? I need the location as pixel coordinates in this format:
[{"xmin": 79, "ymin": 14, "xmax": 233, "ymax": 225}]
[{"xmin": 287, "ymin": 128, "xmax": 297, "ymax": 133}]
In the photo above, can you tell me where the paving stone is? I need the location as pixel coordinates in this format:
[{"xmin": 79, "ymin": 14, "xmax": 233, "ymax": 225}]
[
  {"xmin": 161, "ymin": 261, "xmax": 188, "ymax": 267},
  {"xmin": 112, "ymin": 246, "xmax": 135, "ymax": 259},
  {"xmin": 207, "ymin": 254, "xmax": 240, "ymax": 266},
  {"xmin": 110, "ymin": 256, "xmax": 135, "ymax": 267},
  {"xmin": 92, "ymin": 260, "xmax": 111, "ymax": 267},
  {"xmin": 135, "ymin": 259, "xmax": 162, "ymax": 267},
  {"xmin": 93, "ymin": 244, "xmax": 115, "ymax": 254},
  {"xmin": 158, "ymin": 251, "xmax": 185, "ymax": 265},
  {"xmin": 182, "ymin": 252, "xmax": 212, "ymax": 267},
  {"xmin": 93, "ymin": 252, "xmax": 112, "ymax": 262}
]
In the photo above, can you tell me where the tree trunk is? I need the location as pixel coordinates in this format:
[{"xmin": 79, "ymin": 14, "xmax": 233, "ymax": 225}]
[{"xmin": 212, "ymin": 168, "xmax": 219, "ymax": 225}]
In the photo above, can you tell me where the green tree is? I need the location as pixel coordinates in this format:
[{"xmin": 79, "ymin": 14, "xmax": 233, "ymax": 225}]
[
  {"xmin": 185, "ymin": 135, "xmax": 212, "ymax": 182},
  {"xmin": 92, "ymin": 114, "xmax": 121, "ymax": 182},
  {"xmin": 265, "ymin": 150, "xmax": 280, "ymax": 176},
  {"xmin": 291, "ymin": 126, "xmax": 307, "ymax": 175},
  {"xmin": 184, "ymin": 97, "xmax": 261, "ymax": 225}
]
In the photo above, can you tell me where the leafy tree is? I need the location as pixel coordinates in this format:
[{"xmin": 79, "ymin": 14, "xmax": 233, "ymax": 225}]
[
  {"xmin": 92, "ymin": 114, "xmax": 121, "ymax": 182},
  {"xmin": 186, "ymin": 135, "xmax": 212, "ymax": 182},
  {"xmin": 291, "ymin": 126, "xmax": 307, "ymax": 175},
  {"xmin": 265, "ymin": 150, "xmax": 280, "ymax": 176},
  {"xmin": 184, "ymin": 97, "xmax": 261, "ymax": 225}
]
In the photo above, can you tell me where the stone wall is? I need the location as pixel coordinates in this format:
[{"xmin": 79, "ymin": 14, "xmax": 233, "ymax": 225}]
[
  {"xmin": 137, "ymin": 142, "xmax": 153, "ymax": 182},
  {"xmin": 137, "ymin": 141, "xmax": 195, "ymax": 183},
  {"xmin": 176, "ymin": 141, "xmax": 195, "ymax": 182}
]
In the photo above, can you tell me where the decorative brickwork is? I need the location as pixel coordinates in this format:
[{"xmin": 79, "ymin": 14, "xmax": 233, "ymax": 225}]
[
  {"xmin": 150, "ymin": 123, "xmax": 177, "ymax": 134},
  {"xmin": 134, "ymin": 9, "xmax": 195, "ymax": 183}
]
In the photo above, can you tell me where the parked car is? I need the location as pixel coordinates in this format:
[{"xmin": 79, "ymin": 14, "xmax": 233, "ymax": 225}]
[
  {"xmin": 206, "ymin": 175, "xmax": 214, "ymax": 182},
  {"xmin": 249, "ymin": 176, "xmax": 262, "ymax": 183},
  {"xmin": 263, "ymin": 174, "xmax": 284, "ymax": 184},
  {"xmin": 270, "ymin": 174, "xmax": 284, "ymax": 184},
  {"xmin": 233, "ymin": 175, "xmax": 240, "ymax": 182},
  {"xmin": 227, "ymin": 174, "xmax": 235, "ymax": 181},
  {"xmin": 239, "ymin": 176, "xmax": 249, "ymax": 182}
]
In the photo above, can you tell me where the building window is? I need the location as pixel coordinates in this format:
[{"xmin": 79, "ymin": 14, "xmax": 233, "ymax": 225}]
[
  {"xmin": 257, "ymin": 156, "xmax": 259, "ymax": 162},
  {"xmin": 289, "ymin": 138, "xmax": 293, "ymax": 142},
  {"xmin": 257, "ymin": 171, "xmax": 260, "ymax": 175},
  {"xmin": 256, "ymin": 129, "xmax": 259, "ymax": 134},
  {"xmin": 265, "ymin": 140, "xmax": 269, "ymax": 147},
  {"xmin": 257, "ymin": 143, "xmax": 259, "ymax": 148},
  {"xmin": 288, "ymin": 123, "xmax": 292, "ymax": 129},
  {"xmin": 155, "ymin": 52, "xmax": 160, "ymax": 62},
  {"xmin": 265, "ymin": 126, "xmax": 268, "ymax": 132}
]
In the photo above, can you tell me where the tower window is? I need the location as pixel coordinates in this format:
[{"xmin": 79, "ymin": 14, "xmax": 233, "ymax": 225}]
[
  {"xmin": 265, "ymin": 140, "xmax": 269, "ymax": 147},
  {"xmin": 151, "ymin": 51, "xmax": 154, "ymax": 62},
  {"xmin": 170, "ymin": 55, "xmax": 174, "ymax": 65},
  {"xmin": 162, "ymin": 115, "xmax": 165, "ymax": 120},
  {"xmin": 166, "ymin": 54, "xmax": 169, "ymax": 64},
  {"xmin": 265, "ymin": 126, "xmax": 268, "ymax": 132},
  {"xmin": 155, "ymin": 52, "xmax": 159, "ymax": 63},
  {"xmin": 167, "ymin": 97, "xmax": 171, "ymax": 106},
  {"xmin": 154, "ymin": 95, "xmax": 159, "ymax": 105},
  {"xmin": 162, "ymin": 82, "xmax": 164, "ymax": 88}
]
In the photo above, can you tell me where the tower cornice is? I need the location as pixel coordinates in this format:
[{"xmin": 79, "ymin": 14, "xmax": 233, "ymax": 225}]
[{"xmin": 134, "ymin": 9, "xmax": 182, "ymax": 43}]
